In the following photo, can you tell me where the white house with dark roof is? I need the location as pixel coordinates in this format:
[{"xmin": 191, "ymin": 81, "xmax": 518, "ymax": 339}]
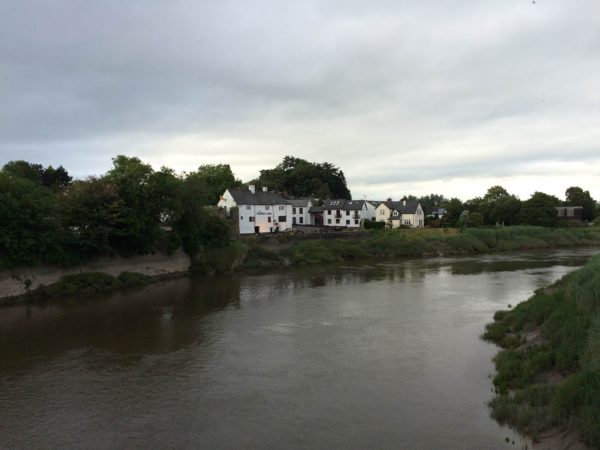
[
  {"xmin": 322, "ymin": 199, "xmax": 375, "ymax": 227},
  {"xmin": 376, "ymin": 199, "xmax": 425, "ymax": 228},
  {"xmin": 287, "ymin": 198, "xmax": 313, "ymax": 226},
  {"xmin": 218, "ymin": 185, "xmax": 291, "ymax": 234}
]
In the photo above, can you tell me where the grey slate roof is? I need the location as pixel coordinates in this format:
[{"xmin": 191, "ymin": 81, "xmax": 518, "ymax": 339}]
[
  {"xmin": 228, "ymin": 188, "xmax": 287, "ymax": 205},
  {"xmin": 323, "ymin": 199, "xmax": 366, "ymax": 211},
  {"xmin": 308, "ymin": 206, "xmax": 324, "ymax": 213},
  {"xmin": 287, "ymin": 198, "xmax": 311, "ymax": 207},
  {"xmin": 381, "ymin": 200, "xmax": 420, "ymax": 216}
]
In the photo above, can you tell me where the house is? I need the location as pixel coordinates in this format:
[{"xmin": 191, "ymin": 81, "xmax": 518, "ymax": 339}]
[
  {"xmin": 426, "ymin": 207, "xmax": 447, "ymax": 219},
  {"xmin": 376, "ymin": 199, "xmax": 425, "ymax": 228},
  {"xmin": 556, "ymin": 206, "xmax": 584, "ymax": 222},
  {"xmin": 218, "ymin": 185, "xmax": 291, "ymax": 234},
  {"xmin": 322, "ymin": 199, "xmax": 374, "ymax": 228},
  {"xmin": 287, "ymin": 198, "xmax": 313, "ymax": 226},
  {"xmin": 308, "ymin": 206, "xmax": 324, "ymax": 226}
]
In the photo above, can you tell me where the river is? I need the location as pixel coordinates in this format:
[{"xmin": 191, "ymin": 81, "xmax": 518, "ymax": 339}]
[{"xmin": 1, "ymin": 249, "xmax": 597, "ymax": 449}]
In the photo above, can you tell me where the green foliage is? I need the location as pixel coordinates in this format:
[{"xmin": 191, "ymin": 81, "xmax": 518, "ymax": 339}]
[
  {"xmin": 191, "ymin": 241, "xmax": 247, "ymax": 274},
  {"xmin": 0, "ymin": 156, "xmax": 234, "ymax": 269},
  {"xmin": 60, "ymin": 177, "xmax": 127, "ymax": 257},
  {"xmin": 363, "ymin": 220, "xmax": 385, "ymax": 230},
  {"xmin": 483, "ymin": 255, "xmax": 600, "ymax": 447},
  {"xmin": 440, "ymin": 198, "xmax": 464, "ymax": 226},
  {"xmin": 117, "ymin": 271, "xmax": 150, "ymax": 286},
  {"xmin": 258, "ymin": 156, "xmax": 351, "ymax": 199},
  {"xmin": 0, "ymin": 172, "xmax": 67, "ymax": 268},
  {"xmin": 37, "ymin": 272, "xmax": 122, "ymax": 297},
  {"xmin": 186, "ymin": 164, "xmax": 241, "ymax": 205},
  {"xmin": 565, "ymin": 186, "xmax": 596, "ymax": 221},
  {"xmin": 519, "ymin": 191, "xmax": 560, "ymax": 227}
]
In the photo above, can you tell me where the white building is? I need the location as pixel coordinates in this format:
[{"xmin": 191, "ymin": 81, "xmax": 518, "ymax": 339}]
[
  {"xmin": 322, "ymin": 199, "xmax": 374, "ymax": 228},
  {"xmin": 218, "ymin": 185, "xmax": 291, "ymax": 234},
  {"xmin": 287, "ymin": 199, "xmax": 313, "ymax": 226},
  {"xmin": 376, "ymin": 199, "xmax": 425, "ymax": 228}
]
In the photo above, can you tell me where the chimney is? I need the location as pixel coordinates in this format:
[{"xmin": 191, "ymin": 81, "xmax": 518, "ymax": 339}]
[
  {"xmin": 403, "ymin": 199, "xmax": 406, "ymax": 206},
  {"xmin": 262, "ymin": 186, "xmax": 268, "ymax": 192},
  {"xmin": 387, "ymin": 197, "xmax": 392, "ymax": 203},
  {"xmin": 249, "ymin": 185, "xmax": 255, "ymax": 194}
]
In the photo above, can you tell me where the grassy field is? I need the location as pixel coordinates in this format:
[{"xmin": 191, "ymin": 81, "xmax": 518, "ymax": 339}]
[{"xmin": 482, "ymin": 254, "xmax": 600, "ymax": 446}]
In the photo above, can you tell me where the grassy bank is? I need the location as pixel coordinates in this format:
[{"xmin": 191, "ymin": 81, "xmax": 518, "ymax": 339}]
[
  {"xmin": 192, "ymin": 226, "xmax": 600, "ymax": 273},
  {"xmin": 482, "ymin": 255, "xmax": 600, "ymax": 447},
  {"xmin": 271, "ymin": 226, "xmax": 600, "ymax": 267}
]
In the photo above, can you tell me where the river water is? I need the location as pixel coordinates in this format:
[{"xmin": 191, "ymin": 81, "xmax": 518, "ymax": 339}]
[{"xmin": 1, "ymin": 249, "xmax": 597, "ymax": 449}]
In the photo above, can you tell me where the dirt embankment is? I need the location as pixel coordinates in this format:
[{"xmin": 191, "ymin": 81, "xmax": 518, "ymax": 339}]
[{"xmin": 0, "ymin": 249, "xmax": 191, "ymax": 299}]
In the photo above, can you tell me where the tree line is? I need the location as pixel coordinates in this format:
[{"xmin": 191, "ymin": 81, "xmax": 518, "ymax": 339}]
[
  {"xmin": 0, "ymin": 157, "xmax": 241, "ymax": 269},
  {"xmin": 417, "ymin": 185, "xmax": 598, "ymax": 228}
]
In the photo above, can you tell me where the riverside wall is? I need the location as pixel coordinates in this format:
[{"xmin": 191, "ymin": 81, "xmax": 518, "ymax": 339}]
[{"xmin": 0, "ymin": 249, "xmax": 192, "ymax": 299}]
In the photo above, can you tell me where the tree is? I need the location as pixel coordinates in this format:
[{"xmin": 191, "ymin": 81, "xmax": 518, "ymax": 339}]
[
  {"xmin": 258, "ymin": 156, "xmax": 351, "ymax": 199},
  {"xmin": 2, "ymin": 160, "xmax": 44, "ymax": 183},
  {"xmin": 480, "ymin": 186, "xmax": 521, "ymax": 225},
  {"xmin": 186, "ymin": 164, "xmax": 241, "ymax": 205},
  {"xmin": 60, "ymin": 177, "xmax": 127, "ymax": 257},
  {"xmin": 174, "ymin": 175, "xmax": 231, "ymax": 255},
  {"xmin": 419, "ymin": 194, "xmax": 447, "ymax": 215},
  {"xmin": 565, "ymin": 186, "xmax": 596, "ymax": 221},
  {"xmin": 441, "ymin": 198, "xmax": 465, "ymax": 227},
  {"xmin": 0, "ymin": 173, "xmax": 64, "ymax": 267},
  {"xmin": 519, "ymin": 192, "xmax": 560, "ymax": 227},
  {"xmin": 103, "ymin": 155, "xmax": 160, "ymax": 254},
  {"xmin": 41, "ymin": 165, "xmax": 72, "ymax": 191}
]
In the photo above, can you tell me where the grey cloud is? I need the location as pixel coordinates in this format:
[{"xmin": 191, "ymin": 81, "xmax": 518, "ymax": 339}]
[{"xmin": 1, "ymin": 0, "xmax": 600, "ymax": 199}]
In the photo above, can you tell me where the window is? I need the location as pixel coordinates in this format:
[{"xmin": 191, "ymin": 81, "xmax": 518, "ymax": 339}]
[
  {"xmin": 293, "ymin": 207, "xmax": 297, "ymax": 214},
  {"xmin": 241, "ymin": 216, "xmax": 243, "ymax": 220},
  {"xmin": 327, "ymin": 219, "xmax": 332, "ymax": 224},
  {"xmin": 328, "ymin": 210, "xmax": 332, "ymax": 215},
  {"xmin": 380, "ymin": 210, "xmax": 385, "ymax": 215},
  {"xmin": 249, "ymin": 217, "xmax": 254, "ymax": 222},
  {"xmin": 299, "ymin": 217, "xmax": 303, "ymax": 224},
  {"xmin": 278, "ymin": 216, "xmax": 286, "ymax": 222},
  {"xmin": 299, "ymin": 208, "xmax": 303, "ymax": 214},
  {"xmin": 346, "ymin": 220, "xmax": 350, "ymax": 225},
  {"xmin": 265, "ymin": 205, "xmax": 270, "ymax": 210},
  {"xmin": 355, "ymin": 219, "xmax": 359, "ymax": 225},
  {"xmin": 246, "ymin": 205, "xmax": 251, "ymax": 210},
  {"xmin": 279, "ymin": 205, "xmax": 285, "ymax": 210},
  {"xmin": 404, "ymin": 220, "xmax": 411, "ymax": 225},
  {"xmin": 336, "ymin": 219, "xmax": 340, "ymax": 224},
  {"xmin": 346, "ymin": 210, "xmax": 350, "ymax": 216},
  {"xmin": 293, "ymin": 217, "xmax": 297, "ymax": 224},
  {"xmin": 268, "ymin": 216, "xmax": 272, "ymax": 222}
]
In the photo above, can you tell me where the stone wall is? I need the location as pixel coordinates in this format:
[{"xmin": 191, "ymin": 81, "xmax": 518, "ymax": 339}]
[{"xmin": 0, "ymin": 249, "xmax": 191, "ymax": 299}]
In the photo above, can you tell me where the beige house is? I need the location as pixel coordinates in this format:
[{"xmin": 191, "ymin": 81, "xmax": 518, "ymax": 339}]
[{"xmin": 375, "ymin": 199, "xmax": 425, "ymax": 228}]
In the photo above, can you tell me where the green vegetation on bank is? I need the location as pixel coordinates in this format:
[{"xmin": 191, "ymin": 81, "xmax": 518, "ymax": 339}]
[
  {"xmin": 24, "ymin": 271, "xmax": 151, "ymax": 301},
  {"xmin": 482, "ymin": 255, "xmax": 600, "ymax": 446},
  {"xmin": 279, "ymin": 226, "xmax": 600, "ymax": 267}
]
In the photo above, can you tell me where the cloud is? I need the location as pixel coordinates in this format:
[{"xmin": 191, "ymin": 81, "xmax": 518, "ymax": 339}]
[{"xmin": 1, "ymin": 0, "xmax": 600, "ymax": 200}]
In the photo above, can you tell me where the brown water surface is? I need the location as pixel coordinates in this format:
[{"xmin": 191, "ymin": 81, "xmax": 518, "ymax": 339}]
[{"xmin": 1, "ymin": 249, "xmax": 597, "ymax": 449}]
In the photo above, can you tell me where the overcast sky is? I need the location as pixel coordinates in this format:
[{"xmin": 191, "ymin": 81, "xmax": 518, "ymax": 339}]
[{"xmin": 2, "ymin": 0, "xmax": 600, "ymax": 201}]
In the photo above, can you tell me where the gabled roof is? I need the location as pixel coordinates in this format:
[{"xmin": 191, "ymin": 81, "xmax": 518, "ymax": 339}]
[
  {"xmin": 228, "ymin": 188, "xmax": 286, "ymax": 205},
  {"xmin": 287, "ymin": 198, "xmax": 312, "ymax": 207},
  {"xmin": 323, "ymin": 199, "xmax": 366, "ymax": 211},
  {"xmin": 308, "ymin": 206, "xmax": 324, "ymax": 213},
  {"xmin": 380, "ymin": 200, "xmax": 421, "ymax": 216},
  {"xmin": 367, "ymin": 200, "xmax": 381, "ymax": 207}
]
